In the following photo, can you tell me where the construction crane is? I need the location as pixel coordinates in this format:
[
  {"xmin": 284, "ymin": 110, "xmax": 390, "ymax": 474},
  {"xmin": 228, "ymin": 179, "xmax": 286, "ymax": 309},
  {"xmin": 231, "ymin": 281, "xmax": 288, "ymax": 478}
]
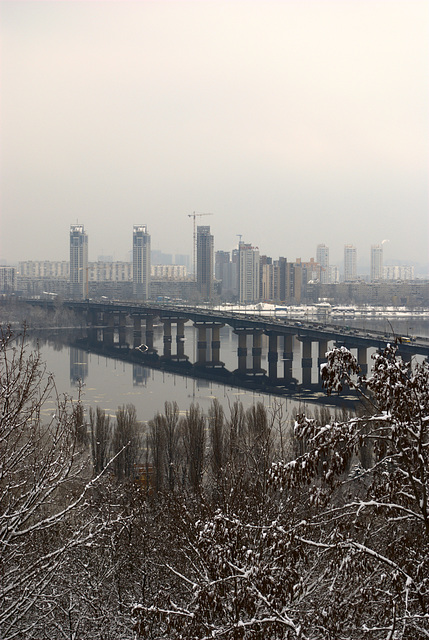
[{"xmin": 188, "ymin": 212, "xmax": 214, "ymax": 279}]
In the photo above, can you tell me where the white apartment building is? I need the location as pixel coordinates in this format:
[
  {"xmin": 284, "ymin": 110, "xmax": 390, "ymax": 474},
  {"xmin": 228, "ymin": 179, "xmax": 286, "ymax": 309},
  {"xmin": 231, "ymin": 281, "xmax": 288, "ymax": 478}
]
[
  {"xmin": 70, "ymin": 224, "xmax": 88, "ymax": 299},
  {"xmin": 151, "ymin": 265, "xmax": 188, "ymax": 279},
  {"xmin": 239, "ymin": 243, "xmax": 260, "ymax": 303},
  {"xmin": 344, "ymin": 244, "xmax": 357, "ymax": 282},
  {"xmin": 133, "ymin": 225, "xmax": 151, "ymax": 299},
  {"xmin": 383, "ymin": 265, "xmax": 415, "ymax": 280},
  {"xmin": 19, "ymin": 261, "xmax": 70, "ymax": 278},
  {"xmin": 370, "ymin": 244, "xmax": 383, "ymax": 281},
  {"xmin": 316, "ymin": 244, "xmax": 330, "ymax": 283}
]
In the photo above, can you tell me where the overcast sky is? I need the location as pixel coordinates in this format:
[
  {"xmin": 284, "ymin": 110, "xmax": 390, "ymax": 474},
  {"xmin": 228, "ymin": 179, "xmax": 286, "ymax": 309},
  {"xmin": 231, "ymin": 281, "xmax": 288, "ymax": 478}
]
[{"xmin": 1, "ymin": 0, "xmax": 428, "ymax": 270}]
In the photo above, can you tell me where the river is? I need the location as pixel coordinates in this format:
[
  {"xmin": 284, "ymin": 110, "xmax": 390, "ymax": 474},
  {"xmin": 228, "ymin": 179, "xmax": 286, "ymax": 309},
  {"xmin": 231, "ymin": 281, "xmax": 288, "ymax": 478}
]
[{"xmin": 30, "ymin": 316, "xmax": 427, "ymax": 426}]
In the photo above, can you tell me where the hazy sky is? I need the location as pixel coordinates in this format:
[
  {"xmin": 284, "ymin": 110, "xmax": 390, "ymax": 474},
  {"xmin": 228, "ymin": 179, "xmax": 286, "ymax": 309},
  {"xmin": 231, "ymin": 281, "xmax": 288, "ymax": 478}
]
[{"xmin": 1, "ymin": 0, "xmax": 428, "ymax": 269}]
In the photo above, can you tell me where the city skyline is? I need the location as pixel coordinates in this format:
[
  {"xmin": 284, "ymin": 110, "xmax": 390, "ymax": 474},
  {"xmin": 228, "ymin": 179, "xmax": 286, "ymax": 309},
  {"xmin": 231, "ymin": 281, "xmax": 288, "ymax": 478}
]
[
  {"xmin": 19, "ymin": 224, "xmax": 422, "ymax": 279},
  {"xmin": 1, "ymin": 2, "xmax": 428, "ymax": 269}
]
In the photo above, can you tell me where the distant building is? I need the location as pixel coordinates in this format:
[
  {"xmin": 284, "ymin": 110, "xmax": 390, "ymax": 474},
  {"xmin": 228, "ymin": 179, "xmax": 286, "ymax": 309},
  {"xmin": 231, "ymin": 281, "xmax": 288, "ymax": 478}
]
[
  {"xmin": 317, "ymin": 244, "xmax": 330, "ymax": 283},
  {"xmin": 344, "ymin": 244, "xmax": 357, "ymax": 282},
  {"xmin": 70, "ymin": 224, "xmax": 88, "ymax": 299},
  {"xmin": 370, "ymin": 244, "xmax": 383, "ymax": 281},
  {"xmin": 88, "ymin": 262, "xmax": 132, "ymax": 282},
  {"xmin": 239, "ymin": 243, "xmax": 260, "ymax": 303},
  {"xmin": 215, "ymin": 251, "xmax": 233, "ymax": 297},
  {"xmin": 19, "ymin": 261, "xmax": 69, "ymax": 278},
  {"xmin": 285, "ymin": 260, "xmax": 302, "ymax": 303},
  {"xmin": 133, "ymin": 225, "xmax": 151, "ymax": 299},
  {"xmin": 259, "ymin": 255, "xmax": 273, "ymax": 301},
  {"xmin": 151, "ymin": 250, "xmax": 172, "ymax": 265},
  {"xmin": 383, "ymin": 265, "xmax": 415, "ymax": 280},
  {"xmin": 196, "ymin": 226, "xmax": 214, "ymax": 300},
  {"xmin": 329, "ymin": 265, "xmax": 340, "ymax": 284},
  {"xmin": 0, "ymin": 266, "xmax": 16, "ymax": 293},
  {"xmin": 151, "ymin": 265, "xmax": 187, "ymax": 279},
  {"xmin": 174, "ymin": 254, "xmax": 191, "ymax": 270}
]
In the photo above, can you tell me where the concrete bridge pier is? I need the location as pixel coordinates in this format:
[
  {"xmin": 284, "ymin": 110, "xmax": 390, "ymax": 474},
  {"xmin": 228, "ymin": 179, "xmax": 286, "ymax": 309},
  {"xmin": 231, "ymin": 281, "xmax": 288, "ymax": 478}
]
[
  {"xmin": 87, "ymin": 309, "xmax": 99, "ymax": 343},
  {"xmin": 318, "ymin": 339, "xmax": 329, "ymax": 382},
  {"xmin": 210, "ymin": 324, "xmax": 224, "ymax": 367},
  {"xmin": 318, "ymin": 339, "xmax": 328, "ymax": 366},
  {"xmin": 252, "ymin": 331, "xmax": 264, "ymax": 373},
  {"xmin": 399, "ymin": 349, "xmax": 412, "ymax": 364},
  {"xmin": 133, "ymin": 317, "xmax": 142, "ymax": 348},
  {"xmin": 283, "ymin": 334, "xmax": 293, "ymax": 383},
  {"xmin": 195, "ymin": 324, "xmax": 208, "ymax": 365},
  {"xmin": 145, "ymin": 317, "xmax": 155, "ymax": 352},
  {"xmin": 268, "ymin": 333, "xmax": 279, "ymax": 380},
  {"xmin": 235, "ymin": 329, "xmax": 248, "ymax": 373},
  {"xmin": 358, "ymin": 346, "xmax": 368, "ymax": 375},
  {"xmin": 300, "ymin": 337, "xmax": 313, "ymax": 387},
  {"xmin": 103, "ymin": 312, "xmax": 115, "ymax": 346},
  {"xmin": 118, "ymin": 313, "xmax": 127, "ymax": 347},
  {"xmin": 175, "ymin": 319, "xmax": 187, "ymax": 361},
  {"xmin": 162, "ymin": 319, "xmax": 172, "ymax": 358}
]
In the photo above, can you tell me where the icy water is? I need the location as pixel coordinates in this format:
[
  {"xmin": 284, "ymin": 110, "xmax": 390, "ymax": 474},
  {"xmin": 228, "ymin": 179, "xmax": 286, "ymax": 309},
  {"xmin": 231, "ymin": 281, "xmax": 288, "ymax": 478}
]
[{"xmin": 32, "ymin": 317, "xmax": 428, "ymax": 426}]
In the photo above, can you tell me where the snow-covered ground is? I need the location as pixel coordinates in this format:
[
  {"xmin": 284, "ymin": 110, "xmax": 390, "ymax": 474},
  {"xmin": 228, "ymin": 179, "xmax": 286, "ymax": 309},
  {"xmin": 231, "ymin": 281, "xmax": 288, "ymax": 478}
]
[{"xmin": 210, "ymin": 302, "xmax": 429, "ymax": 320}]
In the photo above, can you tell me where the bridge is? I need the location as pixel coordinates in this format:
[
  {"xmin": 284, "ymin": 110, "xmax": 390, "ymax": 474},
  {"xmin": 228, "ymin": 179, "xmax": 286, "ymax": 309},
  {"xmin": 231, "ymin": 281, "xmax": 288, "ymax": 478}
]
[{"xmin": 29, "ymin": 299, "xmax": 428, "ymax": 400}]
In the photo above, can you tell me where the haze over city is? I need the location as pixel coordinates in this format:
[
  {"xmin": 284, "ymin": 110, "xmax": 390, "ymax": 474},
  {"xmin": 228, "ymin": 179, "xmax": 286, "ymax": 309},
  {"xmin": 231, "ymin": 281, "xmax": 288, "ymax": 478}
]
[{"xmin": 1, "ymin": 1, "xmax": 428, "ymax": 270}]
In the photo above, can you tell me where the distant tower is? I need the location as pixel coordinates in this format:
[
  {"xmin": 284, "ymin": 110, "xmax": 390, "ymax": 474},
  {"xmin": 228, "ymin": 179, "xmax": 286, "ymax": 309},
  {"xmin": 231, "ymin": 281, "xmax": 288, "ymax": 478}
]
[
  {"xmin": 215, "ymin": 250, "xmax": 232, "ymax": 295},
  {"xmin": 239, "ymin": 243, "xmax": 260, "ymax": 303},
  {"xmin": 370, "ymin": 244, "xmax": 383, "ymax": 281},
  {"xmin": 344, "ymin": 244, "xmax": 357, "ymax": 282},
  {"xmin": 316, "ymin": 244, "xmax": 330, "ymax": 284},
  {"xmin": 70, "ymin": 224, "xmax": 88, "ymax": 299},
  {"xmin": 196, "ymin": 225, "xmax": 214, "ymax": 300},
  {"xmin": 133, "ymin": 225, "xmax": 151, "ymax": 299}
]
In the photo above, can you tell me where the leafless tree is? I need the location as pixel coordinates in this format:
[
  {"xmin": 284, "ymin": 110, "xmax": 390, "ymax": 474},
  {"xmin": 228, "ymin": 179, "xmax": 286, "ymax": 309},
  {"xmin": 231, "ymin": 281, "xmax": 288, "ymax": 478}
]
[
  {"xmin": 112, "ymin": 404, "xmax": 141, "ymax": 481},
  {"xmin": 181, "ymin": 403, "xmax": 206, "ymax": 494},
  {"xmin": 0, "ymin": 327, "xmax": 118, "ymax": 639},
  {"xmin": 89, "ymin": 405, "xmax": 112, "ymax": 474}
]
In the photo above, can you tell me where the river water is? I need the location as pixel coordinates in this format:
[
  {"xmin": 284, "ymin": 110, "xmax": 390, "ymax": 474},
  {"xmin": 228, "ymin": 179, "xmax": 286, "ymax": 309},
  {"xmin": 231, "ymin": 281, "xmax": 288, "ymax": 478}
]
[{"xmin": 31, "ymin": 316, "xmax": 428, "ymax": 426}]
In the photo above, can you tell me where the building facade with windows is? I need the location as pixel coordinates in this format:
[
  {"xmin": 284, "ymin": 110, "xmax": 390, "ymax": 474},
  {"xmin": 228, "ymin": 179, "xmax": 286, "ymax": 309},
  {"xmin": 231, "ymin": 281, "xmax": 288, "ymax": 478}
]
[
  {"xmin": 370, "ymin": 244, "xmax": 383, "ymax": 281},
  {"xmin": 317, "ymin": 244, "xmax": 330, "ymax": 283},
  {"xmin": 196, "ymin": 226, "xmax": 214, "ymax": 300},
  {"xmin": 344, "ymin": 244, "xmax": 357, "ymax": 282},
  {"xmin": 239, "ymin": 243, "xmax": 260, "ymax": 303},
  {"xmin": 133, "ymin": 225, "xmax": 151, "ymax": 299},
  {"xmin": 70, "ymin": 224, "xmax": 88, "ymax": 299}
]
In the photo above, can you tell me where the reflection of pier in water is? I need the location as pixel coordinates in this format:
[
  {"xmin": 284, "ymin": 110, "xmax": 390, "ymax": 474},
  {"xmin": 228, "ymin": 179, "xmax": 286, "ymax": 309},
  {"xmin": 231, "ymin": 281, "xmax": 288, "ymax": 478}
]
[
  {"xmin": 70, "ymin": 347, "xmax": 88, "ymax": 386},
  {"xmin": 71, "ymin": 332, "xmax": 356, "ymax": 408},
  {"xmin": 34, "ymin": 299, "xmax": 428, "ymax": 407}
]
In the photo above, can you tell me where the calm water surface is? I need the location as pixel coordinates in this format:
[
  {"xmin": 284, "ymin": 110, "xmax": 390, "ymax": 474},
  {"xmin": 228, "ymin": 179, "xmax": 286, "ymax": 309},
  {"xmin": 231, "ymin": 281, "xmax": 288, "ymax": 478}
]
[{"xmin": 32, "ymin": 317, "xmax": 427, "ymax": 425}]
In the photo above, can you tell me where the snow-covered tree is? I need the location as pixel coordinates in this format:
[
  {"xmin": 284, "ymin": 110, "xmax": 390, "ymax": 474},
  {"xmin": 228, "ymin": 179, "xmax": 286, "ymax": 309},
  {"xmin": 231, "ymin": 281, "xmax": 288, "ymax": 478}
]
[
  {"xmin": 269, "ymin": 343, "xmax": 429, "ymax": 638},
  {"xmin": 135, "ymin": 344, "xmax": 429, "ymax": 639},
  {"xmin": 0, "ymin": 328, "xmax": 120, "ymax": 638}
]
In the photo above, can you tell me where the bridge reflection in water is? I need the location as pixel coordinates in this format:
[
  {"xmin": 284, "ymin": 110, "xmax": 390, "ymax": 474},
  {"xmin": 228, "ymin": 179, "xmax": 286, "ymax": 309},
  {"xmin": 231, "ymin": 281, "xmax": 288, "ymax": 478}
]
[{"xmin": 60, "ymin": 301, "xmax": 429, "ymax": 408}]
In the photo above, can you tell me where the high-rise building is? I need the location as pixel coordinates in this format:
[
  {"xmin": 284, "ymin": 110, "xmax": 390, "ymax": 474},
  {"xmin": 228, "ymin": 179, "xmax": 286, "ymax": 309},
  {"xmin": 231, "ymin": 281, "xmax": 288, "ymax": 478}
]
[
  {"xmin": 70, "ymin": 224, "xmax": 88, "ymax": 299},
  {"xmin": 196, "ymin": 226, "xmax": 214, "ymax": 300},
  {"xmin": 370, "ymin": 244, "xmax": 383, "ymax": 281},
  {"xmin": 285, "ymin": 259, "xmax": 302, "ymax": 303},
  {"xmin": 215, "ymin": 250, "xmax": 232, "ymax": 296},
  {"xmin": 317, "ymin": 244, "xmax": 330, "ymax": 283},
  {"xmin": 329, "ymin": 265, "xmax": 340, "ymax": 284},
  {"xmin": 133, "ymin": 225, "xmax": 151, "ymax": 299},
  {"xmin": 344, "ymin": 244, "xmax": 357, "ymax": 282},
  {"xmin": 0, "ymin": 266, "xmax": 16, "ymax": 293},
  {"xmin": 259, "ymin": 255, "xmax": 273, "ymax": 301},
  {"xmin": 239, "ymin": 243, "xmax": 260, "ymax": 303}
]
